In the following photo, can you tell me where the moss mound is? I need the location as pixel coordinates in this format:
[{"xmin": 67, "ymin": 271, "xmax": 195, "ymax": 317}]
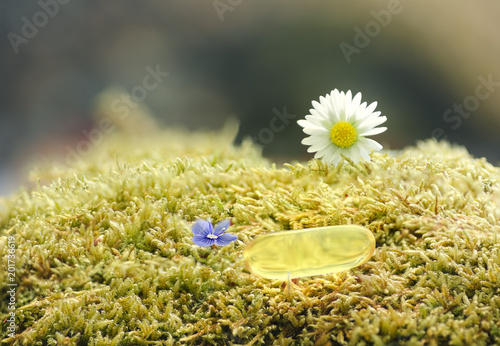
[{"xmin": 1, "ymin": 124, "xmax": 500, "ymax": 345}]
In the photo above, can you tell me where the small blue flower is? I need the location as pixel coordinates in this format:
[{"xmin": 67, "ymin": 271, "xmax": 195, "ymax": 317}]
[{"xmin": 192, "ymin": 219, "xmax": 238, "ymax": 247}]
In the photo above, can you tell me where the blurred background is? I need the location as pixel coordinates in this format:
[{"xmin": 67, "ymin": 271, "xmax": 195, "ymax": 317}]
[{"xmin": 1, "ymin": 0, "xmax": 500, "ymax": 195}]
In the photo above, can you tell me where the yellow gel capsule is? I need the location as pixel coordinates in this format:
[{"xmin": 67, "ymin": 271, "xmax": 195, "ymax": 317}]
[{"xmin": 243, "ymin": 225, "xmax": 375, "ymax": 280}]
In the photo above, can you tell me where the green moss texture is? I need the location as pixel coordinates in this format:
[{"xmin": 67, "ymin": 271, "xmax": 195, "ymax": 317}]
[{"xmin": 1, "ymin": 123, "xmax": 500, "ymax": 345}]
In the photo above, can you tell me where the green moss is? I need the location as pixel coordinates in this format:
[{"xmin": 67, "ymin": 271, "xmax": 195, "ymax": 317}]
[{"xmin": 1, "ymin": 123, "xmax": 500, "ymax": 345}]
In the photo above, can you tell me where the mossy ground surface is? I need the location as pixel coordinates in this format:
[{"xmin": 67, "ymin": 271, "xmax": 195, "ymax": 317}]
[{"xmin": 1, "ymin": 125, "xmax": 500, "ymax": 345}]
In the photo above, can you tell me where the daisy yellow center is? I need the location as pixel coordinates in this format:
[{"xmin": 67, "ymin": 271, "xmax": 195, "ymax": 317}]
[{"xmin": 330, "ymin": 121, "xmax": 358, "ymax": 148}]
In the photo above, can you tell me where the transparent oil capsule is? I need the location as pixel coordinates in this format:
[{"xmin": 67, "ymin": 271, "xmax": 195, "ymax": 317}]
[{"xmin": 243, "ymin": 225, "xmax": 375, "ymax": 280}]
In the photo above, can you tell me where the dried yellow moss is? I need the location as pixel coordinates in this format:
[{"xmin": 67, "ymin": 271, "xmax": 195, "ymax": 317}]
[{"xmin": 1, "ymin": 123, "xmax": 500, "ymax": 345}]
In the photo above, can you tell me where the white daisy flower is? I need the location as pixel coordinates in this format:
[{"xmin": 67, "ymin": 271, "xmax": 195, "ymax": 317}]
[{"xmin": 297, "ymin": 89, "xmax": 387, "ymax": 166}]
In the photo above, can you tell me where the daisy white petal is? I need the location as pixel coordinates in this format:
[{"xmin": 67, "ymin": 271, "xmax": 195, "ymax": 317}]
[
  {"xmin": 302, "ymin": 133, "xmax": 329, "ymax": 146},
  {"xmin": 364, "ymin": 101, "xmax": 378, "ymax": 115},
  {"xmin": 330, "ymin": 89, "xmax": 341, "ymax": 117},
  {"xmin": 304, "ymin": 114, "xmax": 330, "ymax": 126},
  {"xmin": 364, "ymin": 137, "xmax": 384, "ymax": 151},
  {"xmin": 357, "ymin": 113, "xmax": 385, "ymax": 129},
  {"xmin": 359, "ymin": 146, "xmax": 371, "ymax": 161},
  {"xmin": 297, "ymin": 119, "xmax": 309, "ymax": 128},
  {"xmin": 343, "ymin": 91, "xmax": 352, "ymax": 118},
  {"xmin": 309, "ymin": 108, "xmax": 328, "ymax": 120},
  {"xmin": 306, "ymin": 138, "xmax": 332, "ymax": 153},
  {"xmin": 297, "ymin": 89, "xmax": 387, "ymax": 166},
  {"xmin": 314, "ymin": 146, "xmax": 331, "ymax": 159},
  {"xmin": 302, "ymin": 125, "xmax": 329, "ymax": 136},
  {"xmin": 347, "ymin": 92, "xmax": 362, "ymax": 119},
  {"xmin": 323, "ymin": 146, "xmax": 341, "ymax": 165},
  {"xmin": 359, "ymin": 126, "xmax": 387, "ymax": 137},
  {"xmin": 356, "ymin": 136, "xmax": 375, "ymax": 153},
  {"xmin": 311, "ymin": 101, "xmax": 329, "ymax": 119}
]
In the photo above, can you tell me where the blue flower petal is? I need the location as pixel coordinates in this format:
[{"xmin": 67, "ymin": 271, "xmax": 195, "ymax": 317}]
[
  {"xmin": 193, "ymin": 234, "xmax": 216, "ymax": 247},
  {"xmin": 213, "ymin": 219, "xmax": 231, "ymax": 236},
  {"xmin": 215, "ymin": 232, "xmax": 238, "ymax": 246},
  {"xmin": 192, "ymin": 220, "xmax": 212, "ymax": 236}
]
